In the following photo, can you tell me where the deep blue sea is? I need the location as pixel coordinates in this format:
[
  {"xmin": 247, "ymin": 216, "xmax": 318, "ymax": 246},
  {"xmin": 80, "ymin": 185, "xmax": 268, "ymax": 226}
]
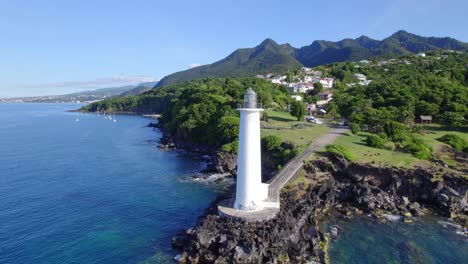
[{"xmin": 0, "ymin": 103, "xmax": 220, "ymax": 264}]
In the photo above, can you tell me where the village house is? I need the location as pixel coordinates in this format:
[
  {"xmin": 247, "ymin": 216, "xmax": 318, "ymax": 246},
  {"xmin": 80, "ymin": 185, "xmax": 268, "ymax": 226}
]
[
  {"xmin": 271, "ymin": 75, "xmax": 287, "ymax": 84},
  {"xmin": 319, "ymin": 78, "xmax": 334, "ymax": 89},
  {"xmin": 301, "ymin": 67, "xmax": 312, "ymax": 73},
  {"xmin": 353, "ymin": 73, "xmax": 367, "ymax": 81},
  {"xmin": 306, "ymin": 103, "xmax": 316, "ymax": 115},
  {"xmin": 417, "ymin": 53, "xmax": 426, "ymax": 57},
  {"xmin": 359, "ymin": 80, "xmax": 372, "ymax": 86},
  {"xmin": 417, "ymin": 115, "xmax": 432, "ymax": 124},
  {"xmin": 319, "ymin": 91, "xmax": 332, "ymax": 100},
  {"xmin": 290, "ymin": 95, "xmax": 302, "ymax": 101},
  {"xmin": 309, "ymin": 70, "xmax": 322, "ymax": 76},
  {"xmin": 288, "ymin": 83, "xmax": 314, "ymax": 93},
  {"xmin": 316, "ymin": 92, "xmax": 333, "ymax": 106}
]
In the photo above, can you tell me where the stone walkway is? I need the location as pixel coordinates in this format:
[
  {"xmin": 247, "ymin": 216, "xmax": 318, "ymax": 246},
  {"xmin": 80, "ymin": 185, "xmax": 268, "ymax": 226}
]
[{"xmin": 267, "ymin": 127, "xmax": 348, "ymax": 202}]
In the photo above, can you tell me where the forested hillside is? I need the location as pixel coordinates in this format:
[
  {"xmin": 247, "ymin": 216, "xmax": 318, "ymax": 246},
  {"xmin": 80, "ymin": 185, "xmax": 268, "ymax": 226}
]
[
  {"xmin": 154, "ymin": 31, "xmax": 468, "ymax": 87},
  {"xmin": 81, "ymin": 78, "xmax": 290, "ymax": 149},
  {"xmin": 327, "ymin": 50, "xmax": 468, "ymax": 128}
]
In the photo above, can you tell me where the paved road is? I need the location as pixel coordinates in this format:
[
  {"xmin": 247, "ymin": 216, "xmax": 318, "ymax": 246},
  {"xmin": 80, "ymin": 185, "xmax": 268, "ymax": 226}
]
[{"xmin": 267, "ymin": 126, "xmax": 348, "ymax": 202}]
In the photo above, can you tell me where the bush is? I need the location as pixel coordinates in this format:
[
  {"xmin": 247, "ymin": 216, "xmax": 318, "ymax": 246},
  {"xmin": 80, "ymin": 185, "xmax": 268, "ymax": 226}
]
[
  {"xmin": 384, "ymin": 121, "xmax": 407, "ymax": 142},
  {"xmin": 378, "ymin": 132, "xmax": 388, "ymax": 140},
  {"xmin": 349, "ymin": 123, "xmax": 360, "ymax": 134},
  {"xmin": 325, "ymin": 144, "xmax": 354, "ymax": 161},
  {"xmin": 262, "ymin": 135, "xmax": 283, "ymax": 151},
  {"xmin": 366, "ymin": 134, "xmax": 386, "ymax": 149},
  {"xmin": 384, "ymin": 141, "xmax": 396, "ymax": 151},
  {"xmin": 221, "ymin": 140, "xmax": 238, "ymax": 153},
  {"xmin": 403, "ymin": 136, "xmax": 432, "ymax": 160},
  {"xmin": 437, "ymin": 134, "xmax": 468, "ymax": 153},
  {"xmin": 411, "ymin": 125, "xmax": 426, "ymax": 134}
]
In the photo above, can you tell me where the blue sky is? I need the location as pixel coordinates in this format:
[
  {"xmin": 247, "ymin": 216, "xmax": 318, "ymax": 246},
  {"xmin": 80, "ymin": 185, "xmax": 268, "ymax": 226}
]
[{"xmin": 0, "ymin": 0, "xmax": 467, "ymax": 97}]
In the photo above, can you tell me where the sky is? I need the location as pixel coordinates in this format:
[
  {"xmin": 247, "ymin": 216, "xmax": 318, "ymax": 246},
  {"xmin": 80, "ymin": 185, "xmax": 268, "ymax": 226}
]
[{"xmin": 0, "ymin": 0, "xmax": 467, "ymax": 97}]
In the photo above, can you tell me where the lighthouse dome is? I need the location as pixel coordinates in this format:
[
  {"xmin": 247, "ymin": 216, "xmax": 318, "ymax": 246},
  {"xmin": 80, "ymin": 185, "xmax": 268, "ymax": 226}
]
[{"xmin": 243, "ymin": 88, "xmax": 257, "ymax": 108}]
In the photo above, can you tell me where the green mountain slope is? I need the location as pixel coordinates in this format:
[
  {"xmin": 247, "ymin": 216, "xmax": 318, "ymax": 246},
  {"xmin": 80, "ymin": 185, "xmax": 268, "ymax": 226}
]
[
  {"xmin": 297, "ymin": 30, "xmax": 468, "ymax": 66},
  {"xmin": 154, "ymin": 31, "xmax": 468, "ymax": 88},
  {"xmin": 155, "ymin": 39, "xmax": 302, "ymax": 87}
]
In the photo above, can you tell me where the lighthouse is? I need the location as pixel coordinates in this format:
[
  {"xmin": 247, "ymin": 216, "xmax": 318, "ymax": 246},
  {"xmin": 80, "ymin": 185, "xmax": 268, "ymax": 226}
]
[{"xmin": 234, "ymin": 88, "xmax": 268, "ymax": 211}]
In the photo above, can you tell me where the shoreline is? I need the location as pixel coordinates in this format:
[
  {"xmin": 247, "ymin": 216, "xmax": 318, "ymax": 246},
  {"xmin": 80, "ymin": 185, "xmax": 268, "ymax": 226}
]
[
  {"xmin": 171, "ymin": 157, "xmax": 467, "ymax": 263},
  {"xmin": 76, "ymin": 109, "xmax": 467, "ymax": 263}
]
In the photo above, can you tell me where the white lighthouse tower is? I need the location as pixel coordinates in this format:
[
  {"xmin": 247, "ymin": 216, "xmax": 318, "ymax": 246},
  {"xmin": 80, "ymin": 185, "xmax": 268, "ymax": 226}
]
[{"xmin": 234, "ymin": 88, "xmax": 268, "ymax": 211}]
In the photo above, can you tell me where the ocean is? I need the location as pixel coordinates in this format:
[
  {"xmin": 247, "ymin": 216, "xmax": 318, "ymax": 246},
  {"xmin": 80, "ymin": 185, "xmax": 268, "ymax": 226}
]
[{"xmin": 0, "ymin": 103, "xmax": 219, "ymax": 264}]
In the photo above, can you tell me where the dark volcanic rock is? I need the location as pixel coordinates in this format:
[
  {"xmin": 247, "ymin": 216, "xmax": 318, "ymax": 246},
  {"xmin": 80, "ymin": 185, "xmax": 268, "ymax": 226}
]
[{"xmin": 173, "ymin": 159, "xmax": 467, "ymax": 263}]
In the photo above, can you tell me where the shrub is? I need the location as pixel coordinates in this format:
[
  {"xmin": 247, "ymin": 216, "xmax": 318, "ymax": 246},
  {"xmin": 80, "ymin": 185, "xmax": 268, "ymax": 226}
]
[
  {"xmin": 384, "ymin": 141, "xmax": 396, "ymax": 151},
  {"xmin": 403, "ymin": 136, "xmax": 432, "ymax": 160},
  {"xmin": 262, "ymin": 135, "xmax": 283, "ymax": 151},
  {"xmin": 221, "ymin": 140, "xmax": 238, "ymax": 153},
  {"xmin": 325, "ymin": 144, "xmax": 354, "ymax": 161},
  {"xmin": 383, "ymin": 121, "xmax": 407, "ymax": 142},
  {"xmin": 349, "ymin": 123, "xmax": 360, "ymax": 134},
  {"xmin": 366, "ymin": 134, "xmax": 386, "ymax": 149},
  {"xmin": 378, "ymin": 132, "xmax": 388, "ymax": 140},
  {"xmin": 437, "ymin": 134, "xmax": 468, "ymax": 153},
  {"xmin": 411, "ymin": 125, "xmax": 426, "ymax": 134}
]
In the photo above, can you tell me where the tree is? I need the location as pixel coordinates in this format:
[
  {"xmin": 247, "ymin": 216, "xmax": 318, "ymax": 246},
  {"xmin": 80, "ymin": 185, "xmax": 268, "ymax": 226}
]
[
  {"xmin": 285, "ymin": 72, "xmax": 294, "ymax": 83},
  {"xmin": 305, "ymin": 82, "xmax": 323, "ymax": 96},
  {"xmin": 290, "ymin": 101, "xmax": 306, "ymax": 121},
  {"xmin": 313, "ymin": 82, "xmax": 323, "ymax": 91}
]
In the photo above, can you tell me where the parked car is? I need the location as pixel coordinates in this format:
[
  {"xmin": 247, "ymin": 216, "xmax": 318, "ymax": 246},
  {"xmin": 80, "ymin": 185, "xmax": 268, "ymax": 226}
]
[
  {"xmin": 305, "ymin": 115, "xmax": 315, "ymax": 122},
  {"xmin": 342, "ymin": 120, "xmax": 349, "ymax": 126},
  {"xmin": 312, "ymin": 119, "xmax": 323, "ymax": 124}
]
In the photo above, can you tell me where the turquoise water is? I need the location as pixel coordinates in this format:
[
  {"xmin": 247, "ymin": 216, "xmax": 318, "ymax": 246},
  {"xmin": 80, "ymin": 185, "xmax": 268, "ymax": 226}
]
[
  {"xmin": 0, "ymin": 103, "xmax": 219, "ymax": 264},
  {"xmin": 328, "ymin": 216, "xmax": 468, "ymax": 264}
]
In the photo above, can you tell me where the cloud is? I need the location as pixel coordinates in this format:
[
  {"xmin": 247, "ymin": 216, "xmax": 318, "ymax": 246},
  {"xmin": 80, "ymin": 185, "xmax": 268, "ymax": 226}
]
[
  {"xmin": 23, "ymin": 75, "xmax": 159, "ymax": 90},
  {"xmin": 188, "ymin": 63, "xmax": 202, "ymax": 69}
]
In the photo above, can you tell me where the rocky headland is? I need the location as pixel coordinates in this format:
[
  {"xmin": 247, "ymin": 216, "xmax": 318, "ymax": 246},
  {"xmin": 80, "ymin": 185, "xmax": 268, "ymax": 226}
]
[{"xmin": 172, "ymin": 156, "xmax": 467, "ymax": 264}]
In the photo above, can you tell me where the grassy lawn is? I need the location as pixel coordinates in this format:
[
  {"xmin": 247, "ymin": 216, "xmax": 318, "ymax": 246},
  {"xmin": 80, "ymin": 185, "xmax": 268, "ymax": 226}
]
[
  {"xmin": 261, "ymin": 109, "xmax": 331, "ymax": 149},
  {"xmin": 318, "ymin": 131, "xmax": 426, "ymax": 168},
  {"xmin": 315, "ymin": 124, "xmax": 467, "ymax": 171},
  {"xmin": 418, "ymin": 125, "xmax": 467, "ymax": 171},
  {"xmin": 418, "ymin": 124, "xmax": 468, "ymax": 146}
]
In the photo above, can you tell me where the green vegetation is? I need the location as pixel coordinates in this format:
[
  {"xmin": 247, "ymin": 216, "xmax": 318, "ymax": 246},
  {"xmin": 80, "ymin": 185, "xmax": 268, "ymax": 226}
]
[
  {"xmin": 361, "ymin": 121, "xmax": 432, "ymax": 160},
  {"xmin": 330, "ymin": 51, "xmax": 467, "ymax": 129},
  {"xmin": 349, "ymin": 123, "xmax": 360, "ymax": 134},
  {"xmin": 261, "ymin": 110, "xmax": 331, "ymax": 148},
  {"xmin": 297, "ymin": 30, "xmax": 468, "ymax": 67},
  {"xmin": 155, "ymin": 31, "xmax": 468, "ymax": 88},
  {"xmin": 330, "ymin": 132, "xmax": 423, "ymax": 168},
  {"xmin": 366, "ymin": 134, "xmax": 385, "ymax": 149},
  {"xmin": 156, "ymin": 39, "xmax": 302, "ymax": 87},
  {"xmin": 262, "ymin": 135, "xmax": 298, "ymax": 169},
  {"xmin": 325, "ymin": 144, "xmax": 354, "ymax": 161},
  {"xmin": 82, "ymin": 41, "xmax": 468, "ymax": 171},
  {"xmin": 290, "ymin": 100, "xmax": 306, "ymax": 121},
  {"xmin": 84, "ymin": 77, "xmax": 292, "ymax": 149},
  {"xmin": 437, "ymin": 134, "xmax": 468, "ymax": 153}
]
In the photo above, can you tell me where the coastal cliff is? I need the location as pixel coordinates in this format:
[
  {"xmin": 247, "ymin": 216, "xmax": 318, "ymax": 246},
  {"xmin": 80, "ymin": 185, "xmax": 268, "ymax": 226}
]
[{"xmin": 172, "ymin": 158, "xmax": 467, "ymax": 263}]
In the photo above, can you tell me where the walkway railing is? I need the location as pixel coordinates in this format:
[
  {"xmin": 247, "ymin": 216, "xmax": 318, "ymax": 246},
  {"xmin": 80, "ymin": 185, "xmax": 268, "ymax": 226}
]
[{"xmin": 266, "ymin": 127, "xmax": 348, "ymax": 203}]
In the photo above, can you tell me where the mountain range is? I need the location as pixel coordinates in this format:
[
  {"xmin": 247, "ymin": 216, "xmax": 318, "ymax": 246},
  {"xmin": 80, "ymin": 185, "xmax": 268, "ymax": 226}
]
[
  {"xmin": 155, "ymin": 30, "xmax": 468, "ymax": 87},
  {"xmin": 0, "ymin": 82, "xmax": 157, "ymax": 103}
]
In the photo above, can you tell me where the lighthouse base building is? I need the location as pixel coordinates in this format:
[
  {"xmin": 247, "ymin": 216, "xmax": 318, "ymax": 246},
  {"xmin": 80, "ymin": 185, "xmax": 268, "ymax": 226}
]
[{"xmin": 218, "ymin": 88, "xmax": 280, "ymax": 221}]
